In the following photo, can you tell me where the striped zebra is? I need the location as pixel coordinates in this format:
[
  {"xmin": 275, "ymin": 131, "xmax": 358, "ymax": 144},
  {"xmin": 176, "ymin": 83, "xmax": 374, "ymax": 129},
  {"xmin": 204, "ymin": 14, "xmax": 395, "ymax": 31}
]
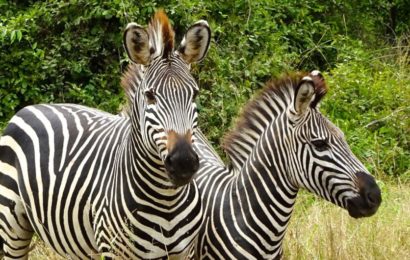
[
  {"xmin": 193, "ymin": 71, "xmax": 382, "ymax": 259},
  {"xmin": 0, "ymin": 11, "xmax": 211, "ymax": 259}
]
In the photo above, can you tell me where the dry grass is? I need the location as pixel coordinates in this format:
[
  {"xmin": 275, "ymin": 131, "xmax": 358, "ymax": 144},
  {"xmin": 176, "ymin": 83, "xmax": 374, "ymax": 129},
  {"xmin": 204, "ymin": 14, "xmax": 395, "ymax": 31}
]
[
  {"xmin": 29, "ymin": 236, "xmax": 64, "ymax": 260},
  {"xmin": 284, "ymin": 181, "xmax": 410, "ymax": 260},
  {"xmin": 27, "ymin": 182, "xmax": 409, "ymax": 259}
]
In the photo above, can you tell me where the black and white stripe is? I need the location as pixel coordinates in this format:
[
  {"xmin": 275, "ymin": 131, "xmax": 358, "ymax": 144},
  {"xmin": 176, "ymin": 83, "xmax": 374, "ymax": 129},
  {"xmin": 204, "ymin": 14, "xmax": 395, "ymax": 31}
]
[
  {"xmin": 0, "ymin": 11, "xmax": 211, "ymax": 259},
  {"xmin": 193, "ymin": 72, "xmax": 381, "ymax": 259}
]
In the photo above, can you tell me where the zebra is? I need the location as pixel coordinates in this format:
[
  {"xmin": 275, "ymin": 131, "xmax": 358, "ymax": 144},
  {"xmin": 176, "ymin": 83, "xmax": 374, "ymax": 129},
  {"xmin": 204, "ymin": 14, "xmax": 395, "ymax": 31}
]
[
  {"xmin": 192, "ymin": 71, "xmax": 382, "ymax": 259},
  {"xmin": 0, "ymin": 10, "xmax": 211, "ymax": 259}
]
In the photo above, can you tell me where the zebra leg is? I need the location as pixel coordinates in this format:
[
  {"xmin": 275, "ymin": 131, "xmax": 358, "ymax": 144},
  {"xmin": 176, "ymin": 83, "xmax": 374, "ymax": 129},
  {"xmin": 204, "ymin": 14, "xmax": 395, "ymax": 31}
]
[
  {"xmin": 0, "ymin": 188, "xmax": 34, "ymax": 259},
  {"xmin": 0, "ymin": 159, "xmax": 34, "ymax": 259}
]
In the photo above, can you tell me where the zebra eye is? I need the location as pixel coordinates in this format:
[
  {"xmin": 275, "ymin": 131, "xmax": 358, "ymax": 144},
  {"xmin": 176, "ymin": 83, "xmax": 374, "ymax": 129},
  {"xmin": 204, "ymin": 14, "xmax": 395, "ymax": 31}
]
[
  {"xmin": 145, "ymin": 89, "xmax": 156, "ymax": 104},
  {"xmin": 311, "ymin": 139, "xmax": 329, "ymax": 151}
]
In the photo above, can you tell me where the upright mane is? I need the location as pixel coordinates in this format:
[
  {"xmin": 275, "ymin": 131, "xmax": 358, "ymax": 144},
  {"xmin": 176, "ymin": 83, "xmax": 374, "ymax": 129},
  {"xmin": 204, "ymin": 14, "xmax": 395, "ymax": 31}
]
[
  {"xmin": 222, "ymin": 72, "xmax": 328, "ymax": 170},
  {"xmin": 148, "ymin": 10, "xmax": 175, "ymax": 59},
  {"xmin": 120, "ymin": 64, "xmax": 142, "ymax": 116}
]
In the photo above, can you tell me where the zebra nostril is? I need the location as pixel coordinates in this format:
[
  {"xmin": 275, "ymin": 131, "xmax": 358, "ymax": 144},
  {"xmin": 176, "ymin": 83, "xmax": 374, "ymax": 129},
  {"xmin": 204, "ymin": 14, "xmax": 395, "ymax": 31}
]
[
  {"xmin": 367, "ymin": 194, "xmax": 375, "ymax": 205},
  {"xmin": 356, "ymin": 171, "xmax": 381, "ymax": 207},
  {"xmin": 165, "ymin": 155, "xmax": 174, "ymax": 170},
  {"xmin": 366, "ymin": 189, "xmax": 381, "ymax": 207}
]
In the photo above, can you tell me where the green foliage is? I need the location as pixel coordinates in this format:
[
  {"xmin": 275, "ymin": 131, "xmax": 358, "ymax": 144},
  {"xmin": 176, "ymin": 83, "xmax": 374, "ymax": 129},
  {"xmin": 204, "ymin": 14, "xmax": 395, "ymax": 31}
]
[
  {"xmin": 0, "ymin": 1, "xmax": 126, "ymax": 120},
  {"xmin": 322, "ymin": 56, "xmax": 409, "ymax": 179},
  {"xmin": 0, "ymin": 0, "xmax": 409, "ymax": 178}
]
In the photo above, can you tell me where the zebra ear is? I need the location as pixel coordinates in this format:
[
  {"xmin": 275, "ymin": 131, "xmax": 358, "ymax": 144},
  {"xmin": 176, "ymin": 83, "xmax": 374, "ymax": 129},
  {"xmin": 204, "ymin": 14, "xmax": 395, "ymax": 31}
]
[
  {"xmin": 124, "ymin": 22, "xmax": 151, "ymax": 65},
  {"xmin": 294, "ymin": 76, "xmax": 315, "ymax": 114},
  {"xmin": 177, "ymin": 20, "xmax": 211, "ymax": 64}
]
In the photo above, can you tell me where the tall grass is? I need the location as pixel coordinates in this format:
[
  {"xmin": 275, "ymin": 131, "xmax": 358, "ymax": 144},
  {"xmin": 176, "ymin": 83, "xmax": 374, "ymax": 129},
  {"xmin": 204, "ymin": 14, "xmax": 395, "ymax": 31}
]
[
  {"xmin": 284, "ymin": 182, "xmax": 410, "ymax": 259},
  {"xmin": 29, "ymin": 236, "xmax": 63, "ymax": 260}
]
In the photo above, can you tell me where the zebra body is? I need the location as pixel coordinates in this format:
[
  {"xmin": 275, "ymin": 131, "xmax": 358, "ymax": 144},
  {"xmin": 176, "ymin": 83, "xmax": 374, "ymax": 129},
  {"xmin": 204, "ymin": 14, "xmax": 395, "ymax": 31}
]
[
  {"xmin": 193, "ymin": 72, "xmax": 382, "ymax": 259},
  {"xmin": 0, "ymin": 11, "xmax": 211, "ymax": 259}
]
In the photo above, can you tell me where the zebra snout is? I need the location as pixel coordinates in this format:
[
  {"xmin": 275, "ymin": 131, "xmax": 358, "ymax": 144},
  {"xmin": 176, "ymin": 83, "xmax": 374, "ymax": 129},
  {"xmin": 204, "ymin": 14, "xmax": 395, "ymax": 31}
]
[
  {"xmin": 165, "ymin": 139, "xmax": 199, "ymax": 187},
  {"xmin": 347, "ymin": 172, "xmax": 382, "ymax": 218}
]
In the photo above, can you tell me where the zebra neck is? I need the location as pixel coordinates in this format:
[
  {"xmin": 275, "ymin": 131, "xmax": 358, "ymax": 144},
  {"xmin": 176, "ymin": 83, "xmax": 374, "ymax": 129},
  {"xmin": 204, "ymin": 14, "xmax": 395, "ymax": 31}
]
[
  {"xmin": 230, "ymin": 118, "xmax": 299, "ymax": 243},
  {"xmin": 127, "ymin": 126, "xmax": 174, "ymax": 187},
  {"xmin": 102, "ymin": 136, "xmax": 189, "ymax": 220},
  {"xmin": 224, "ymin": 92, "xmax": 290, "ymax": 172},
  {"xmin": 231, "ymin": 154, "xmax": 298, "ymax": 252}
]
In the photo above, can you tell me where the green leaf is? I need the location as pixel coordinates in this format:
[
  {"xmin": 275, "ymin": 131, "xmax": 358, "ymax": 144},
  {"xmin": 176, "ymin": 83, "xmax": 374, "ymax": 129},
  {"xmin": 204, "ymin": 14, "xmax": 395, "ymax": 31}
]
[
  {"xmin": 10, "ymin": 30, "xmax": 16, "ymax": 43},
  {"xmin": 1, "ymin": 29, "xmax": 6, "ymax": 39},
  {"xmin": 16, "ymin": 30, "xmax": 22, "ymax": 42}
]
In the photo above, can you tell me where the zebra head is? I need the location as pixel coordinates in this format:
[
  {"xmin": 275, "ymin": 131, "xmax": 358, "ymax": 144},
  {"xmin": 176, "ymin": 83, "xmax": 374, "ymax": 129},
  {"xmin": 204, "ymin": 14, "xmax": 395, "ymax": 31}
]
[
  {"xmin": 289, "ymin": 71, "xmax": 381, "ymax": 218},
  {"xmin": 122, "ymin": 11, "xmax": 211, "ymax": 187}
]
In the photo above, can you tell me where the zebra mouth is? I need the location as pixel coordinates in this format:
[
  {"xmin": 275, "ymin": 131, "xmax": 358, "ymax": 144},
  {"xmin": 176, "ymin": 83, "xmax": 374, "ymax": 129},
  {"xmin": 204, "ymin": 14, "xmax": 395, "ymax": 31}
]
[
  {"xmin": 346, "ymin": 172, "xmax": 382, "ymax": 218},
  {"xmin": 164, "ymin": 158, "xmax": 198, "ymax": 187},
  {"xmin": 163, "ymin": 142, "xmax": 199, "ymax": 187},
  {"xmin": 346, "ymin": 190, "xmax": 381, "ymax": 218},
  {"xmin": 168, "ymin": 173, "xmax": 194, "ymax": 187},
  {"xmin": 347, "ymin": 198, "xmax": 380, "ymax": 218}
]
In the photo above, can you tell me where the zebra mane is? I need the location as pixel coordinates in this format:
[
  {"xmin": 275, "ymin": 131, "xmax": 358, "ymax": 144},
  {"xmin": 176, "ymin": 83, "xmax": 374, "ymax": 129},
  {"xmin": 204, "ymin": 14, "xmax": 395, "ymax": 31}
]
[
  {"xmin": 222, "ymin": 72, "xmax": 328, "ymax": 170},
  {"xmin": 120, "ymin": 63, "xmax": 142, "ymax": 116},
  {"xmin": 149, "ymin": 9, "xmax": 175, "ymax": 59}
]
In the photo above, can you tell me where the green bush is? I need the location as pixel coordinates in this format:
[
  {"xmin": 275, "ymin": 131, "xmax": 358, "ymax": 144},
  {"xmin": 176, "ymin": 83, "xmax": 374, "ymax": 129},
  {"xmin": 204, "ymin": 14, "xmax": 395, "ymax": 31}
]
[
  {"xmin": 0, "ymin": 0, "xmax": 409, "ymax": 178},
  {"xmin": 323, "ymin": 51, "xmax": 409, "ymax": 180},
  {"xmin": 0, "ymin": 1, "xmax": 126, "ymax": 120}
]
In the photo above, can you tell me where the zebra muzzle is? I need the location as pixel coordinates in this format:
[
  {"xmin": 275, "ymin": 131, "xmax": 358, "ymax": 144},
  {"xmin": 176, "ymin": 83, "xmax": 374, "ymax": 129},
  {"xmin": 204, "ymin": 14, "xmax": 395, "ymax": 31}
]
[
  {"xmin": 165, "ymin": 132, "xmax": 199, "ymax": 187},
  {"xmin": 346, "ymin": 172, "xmax": 382, "ymax": 218}
]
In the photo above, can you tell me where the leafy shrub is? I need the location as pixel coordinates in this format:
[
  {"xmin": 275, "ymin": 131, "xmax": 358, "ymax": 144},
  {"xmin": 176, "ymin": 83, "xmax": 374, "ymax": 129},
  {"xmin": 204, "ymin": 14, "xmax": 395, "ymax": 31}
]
[{"xmin": 322, "ymin": 47, "xmax": 409, "ymax": 180}]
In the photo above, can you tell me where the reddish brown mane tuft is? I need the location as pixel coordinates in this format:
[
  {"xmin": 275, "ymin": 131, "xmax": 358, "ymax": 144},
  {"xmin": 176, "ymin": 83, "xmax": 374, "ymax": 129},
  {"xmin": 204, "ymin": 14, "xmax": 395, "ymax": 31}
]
[{"xmin": 150, "ymin": 9, "xmax": 175, "ymax": 58}]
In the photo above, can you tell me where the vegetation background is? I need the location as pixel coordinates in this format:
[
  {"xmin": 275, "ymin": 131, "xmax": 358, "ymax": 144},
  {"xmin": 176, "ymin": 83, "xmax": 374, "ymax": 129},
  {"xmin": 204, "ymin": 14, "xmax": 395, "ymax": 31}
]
[{"xmin": 1, "ymin": 0, "xmax": 409, "ymax": 259}]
